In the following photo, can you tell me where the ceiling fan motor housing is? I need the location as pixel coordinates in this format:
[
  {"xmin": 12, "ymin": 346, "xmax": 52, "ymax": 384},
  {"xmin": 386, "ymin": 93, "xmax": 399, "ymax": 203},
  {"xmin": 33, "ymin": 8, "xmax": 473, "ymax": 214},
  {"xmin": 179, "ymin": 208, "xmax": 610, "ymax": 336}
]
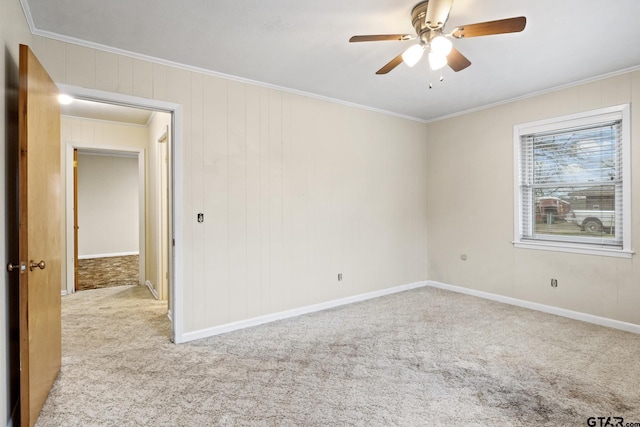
[
  {"xmin": 411, "ymin": 1, "xmax": 430, "ymax": 33},
  {"xmin": 412, "ymin": 1, "xmax": 448, "ymax": 45}
]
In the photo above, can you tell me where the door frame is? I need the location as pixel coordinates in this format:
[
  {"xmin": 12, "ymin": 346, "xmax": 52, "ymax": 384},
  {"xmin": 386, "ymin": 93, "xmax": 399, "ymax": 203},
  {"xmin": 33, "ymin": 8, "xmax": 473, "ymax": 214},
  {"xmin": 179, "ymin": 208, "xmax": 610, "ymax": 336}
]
[
  {"xmin": 155, "ymin": 126, "xmax": 170, "ymax": 301},
  {"xmin": 66, "ymin": 146, "xmax": 146, "ymax": 293},
  {"xmin": 57, "ymin": 84, "xmax": 184, "ymax": 343}
]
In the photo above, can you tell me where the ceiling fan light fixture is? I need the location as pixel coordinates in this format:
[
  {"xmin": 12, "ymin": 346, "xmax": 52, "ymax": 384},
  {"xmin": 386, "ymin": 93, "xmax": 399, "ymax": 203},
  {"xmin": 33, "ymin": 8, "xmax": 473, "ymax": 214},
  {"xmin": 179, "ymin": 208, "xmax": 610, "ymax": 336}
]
[
  {"xmin": 430, "ymin": 35, "xmax": 452, "ymax": 56},
  {"xmin": 350, "ymin": 1, "xmax": 526, "ymax": 76},
  {"xmin": 428, "ymin": 51, "xmax": 448, "ymax": 70},
  {"xmin": 402, "ymin": 44, "xmax": 424, "ymax": 67}
]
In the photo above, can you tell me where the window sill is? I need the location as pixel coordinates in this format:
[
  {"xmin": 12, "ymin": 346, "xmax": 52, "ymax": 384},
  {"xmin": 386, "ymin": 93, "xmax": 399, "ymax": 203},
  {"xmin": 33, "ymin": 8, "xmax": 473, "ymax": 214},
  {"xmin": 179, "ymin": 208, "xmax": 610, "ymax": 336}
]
[{"xmin": 513, "ymin": 241, "xmax": 634, "ymax": 259}]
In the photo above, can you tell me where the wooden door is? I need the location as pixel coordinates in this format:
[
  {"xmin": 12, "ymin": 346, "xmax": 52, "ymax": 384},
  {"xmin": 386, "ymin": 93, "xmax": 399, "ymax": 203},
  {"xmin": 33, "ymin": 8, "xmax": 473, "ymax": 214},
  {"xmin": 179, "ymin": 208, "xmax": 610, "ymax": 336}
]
[{"xmin": 18, "ymin": 44, "xmax": 62, "ymax": 427}]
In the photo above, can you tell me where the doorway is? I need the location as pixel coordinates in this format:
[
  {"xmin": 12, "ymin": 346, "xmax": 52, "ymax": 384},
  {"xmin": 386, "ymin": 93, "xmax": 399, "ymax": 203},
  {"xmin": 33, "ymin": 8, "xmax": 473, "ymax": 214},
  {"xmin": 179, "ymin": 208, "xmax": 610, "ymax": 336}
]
[
  {"xmin": 63, "ymin": 115, "xmax": 149, "ymax": 297},
  {"xmin": 57, "ymin": 85, "xmax": 182, "ymax": 341},
  {"xmin": 74, "ymin": 149, "xmax": 143, "ymax": 292}
]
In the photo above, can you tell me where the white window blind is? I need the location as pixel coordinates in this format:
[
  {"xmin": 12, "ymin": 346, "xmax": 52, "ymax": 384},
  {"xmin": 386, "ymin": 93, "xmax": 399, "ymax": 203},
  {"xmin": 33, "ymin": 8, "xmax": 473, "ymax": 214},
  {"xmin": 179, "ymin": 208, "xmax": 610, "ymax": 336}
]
[{"xmin": 514, "ymin": 105, "xmax": 631, "ymax": 257}]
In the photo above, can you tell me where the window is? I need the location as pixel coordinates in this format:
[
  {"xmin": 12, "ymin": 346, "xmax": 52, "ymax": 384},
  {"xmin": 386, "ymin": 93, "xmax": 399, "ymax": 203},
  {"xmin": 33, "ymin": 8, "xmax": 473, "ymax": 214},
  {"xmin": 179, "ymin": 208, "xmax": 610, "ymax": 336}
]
[{"xmin": 514, "ymin": 104, "xmax": 632, "ymax": 258}]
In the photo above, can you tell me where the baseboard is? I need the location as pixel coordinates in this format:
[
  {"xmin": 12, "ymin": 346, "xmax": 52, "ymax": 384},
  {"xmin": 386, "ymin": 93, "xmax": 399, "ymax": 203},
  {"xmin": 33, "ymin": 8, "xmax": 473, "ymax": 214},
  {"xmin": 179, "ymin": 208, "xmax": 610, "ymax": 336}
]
[
  {"xmin": 61, "ymin": 289, "xmax": 68, "ymax": 296},
  {"xmin": 179, "ymin": 278, "xmax": 639, "ymax": 343},
  {"xmin": 181, "ymin": 281, "xmax": 429, "ymax": 342},
  {"xmin": 145, "ymin": 280, "xmax": 159, "ymax": 299},
  {"xmin": 78, "ymin": 251, "xmax": 139, "ymax": 260},
  {"xmin": 427, "ymin": 280, "xmax": 640, "ymax": 335}
]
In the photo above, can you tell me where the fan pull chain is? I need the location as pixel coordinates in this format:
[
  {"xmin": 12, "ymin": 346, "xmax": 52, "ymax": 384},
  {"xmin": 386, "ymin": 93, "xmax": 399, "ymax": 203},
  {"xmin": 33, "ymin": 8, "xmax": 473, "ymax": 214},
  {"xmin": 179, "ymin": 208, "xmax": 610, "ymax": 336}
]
[{"xmin": 428, "ymin": 68, "xmax": 444, "ymax": 89}]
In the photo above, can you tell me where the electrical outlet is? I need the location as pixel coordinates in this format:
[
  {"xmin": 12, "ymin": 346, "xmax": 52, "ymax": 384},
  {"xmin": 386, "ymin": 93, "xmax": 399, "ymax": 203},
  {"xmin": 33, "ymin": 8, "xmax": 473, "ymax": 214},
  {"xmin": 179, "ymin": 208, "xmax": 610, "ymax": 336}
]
[
  {"xmin": 551, "ymin": 278, "xmax": 558, "ymax": 288},
  {"xmin": 338, "ymin": 273, "xmax": 342, "ymax": 281}
]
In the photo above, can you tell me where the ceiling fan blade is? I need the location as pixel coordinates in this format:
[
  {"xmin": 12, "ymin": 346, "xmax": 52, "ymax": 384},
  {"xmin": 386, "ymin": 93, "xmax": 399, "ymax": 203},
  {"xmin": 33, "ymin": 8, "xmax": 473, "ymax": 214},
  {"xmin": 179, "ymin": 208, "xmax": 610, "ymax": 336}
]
[
  {"xmin": 349, "ymin": 34, "xmax": 414, "ymax": 42},
  {"xmin": 452, "ymin": 16, "xmax": 526, "ymax": 38},
  {"xmin": 376, "ymin": 53, "xmax": 404, "ymax": 75},
  {"xmin": 447, "ymin": 47, "xmax": 471, "ymax": 72},
  {"xmin": 425, "ymin": 0, "xmax": 454, "ymax": 29}
]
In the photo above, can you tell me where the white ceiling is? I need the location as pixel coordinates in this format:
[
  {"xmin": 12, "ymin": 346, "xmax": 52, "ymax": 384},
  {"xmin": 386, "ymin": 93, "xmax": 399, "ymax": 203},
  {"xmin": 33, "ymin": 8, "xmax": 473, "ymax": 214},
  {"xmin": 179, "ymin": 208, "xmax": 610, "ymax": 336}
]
[{"xmin": 23, "ymin": 0, "xmax": 640, "ymax": 122}]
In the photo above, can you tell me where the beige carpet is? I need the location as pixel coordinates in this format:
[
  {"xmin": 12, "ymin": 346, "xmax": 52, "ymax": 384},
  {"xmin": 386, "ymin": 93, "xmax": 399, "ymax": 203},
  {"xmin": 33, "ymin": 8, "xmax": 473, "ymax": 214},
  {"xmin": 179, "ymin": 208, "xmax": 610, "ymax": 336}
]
[{"xmin": 36, "ymin": 285, "xmax": 640, "ymax": 426}]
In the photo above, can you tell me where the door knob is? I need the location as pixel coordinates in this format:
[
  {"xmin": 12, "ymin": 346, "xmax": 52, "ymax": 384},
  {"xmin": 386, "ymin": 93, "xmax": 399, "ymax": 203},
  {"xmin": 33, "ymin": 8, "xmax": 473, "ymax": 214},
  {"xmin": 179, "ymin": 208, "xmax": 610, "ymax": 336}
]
[
  {"xmin": 7, "ymin": 262, "xmax": 25, "ymax": 273},
  {"xmin": 29, "ymin": 260, "xmax": 46, "ymax": 271}
]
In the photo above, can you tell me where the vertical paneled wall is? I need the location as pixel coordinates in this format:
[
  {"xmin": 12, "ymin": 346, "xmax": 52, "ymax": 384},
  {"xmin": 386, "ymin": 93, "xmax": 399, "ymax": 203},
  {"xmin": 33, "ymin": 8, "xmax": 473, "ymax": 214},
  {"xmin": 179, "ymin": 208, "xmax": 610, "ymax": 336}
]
[
  {"xmin": 33, "ymin": 36, "xmax": 429, "ymax": 335},
  {"xmin": 146, "ymin": 112, "xmax": 172, "ymax": 297},
  {"xmin": 426, "ymin": 71, "xmax": 640, "ymax": 326}
]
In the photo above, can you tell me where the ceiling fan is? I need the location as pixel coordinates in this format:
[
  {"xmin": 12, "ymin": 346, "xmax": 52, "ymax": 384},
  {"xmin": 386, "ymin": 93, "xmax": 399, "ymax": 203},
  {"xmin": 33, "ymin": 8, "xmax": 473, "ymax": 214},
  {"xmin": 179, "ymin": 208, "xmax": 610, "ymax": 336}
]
[{"xmin": 349, "ymin": 0, "xmax": 526, "ymax": 77}]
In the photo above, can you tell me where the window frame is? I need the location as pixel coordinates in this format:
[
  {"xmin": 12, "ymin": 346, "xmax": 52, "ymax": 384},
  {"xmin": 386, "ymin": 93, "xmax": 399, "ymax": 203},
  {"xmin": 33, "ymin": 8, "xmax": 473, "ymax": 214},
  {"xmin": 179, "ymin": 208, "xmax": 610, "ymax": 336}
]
[{"xmin": 513, "ymin": 104, "xmax": 633, "ymax": 258}]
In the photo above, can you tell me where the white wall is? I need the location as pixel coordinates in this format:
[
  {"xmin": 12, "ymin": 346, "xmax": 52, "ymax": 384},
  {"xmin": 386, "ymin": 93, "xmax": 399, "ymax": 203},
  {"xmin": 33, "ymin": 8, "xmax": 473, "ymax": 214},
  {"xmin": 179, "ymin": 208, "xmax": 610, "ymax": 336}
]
[
  {"xmin": 146, "ymin": 112, "xmax": 171, "ymax": 299},
  {"xmin": 0, "ymin": 0, "xmax": 33, "ymax": 423},
  {"xmin": 77, "ymin": 153, "xmax": 139, "ymax": 257},
  {"xmin": 31, "ymin": 36, "xmax": 430, "ymax": 337},
  {"xmin": 426, "ymin": 71, "xmax": 640, "ymax": 326}
]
